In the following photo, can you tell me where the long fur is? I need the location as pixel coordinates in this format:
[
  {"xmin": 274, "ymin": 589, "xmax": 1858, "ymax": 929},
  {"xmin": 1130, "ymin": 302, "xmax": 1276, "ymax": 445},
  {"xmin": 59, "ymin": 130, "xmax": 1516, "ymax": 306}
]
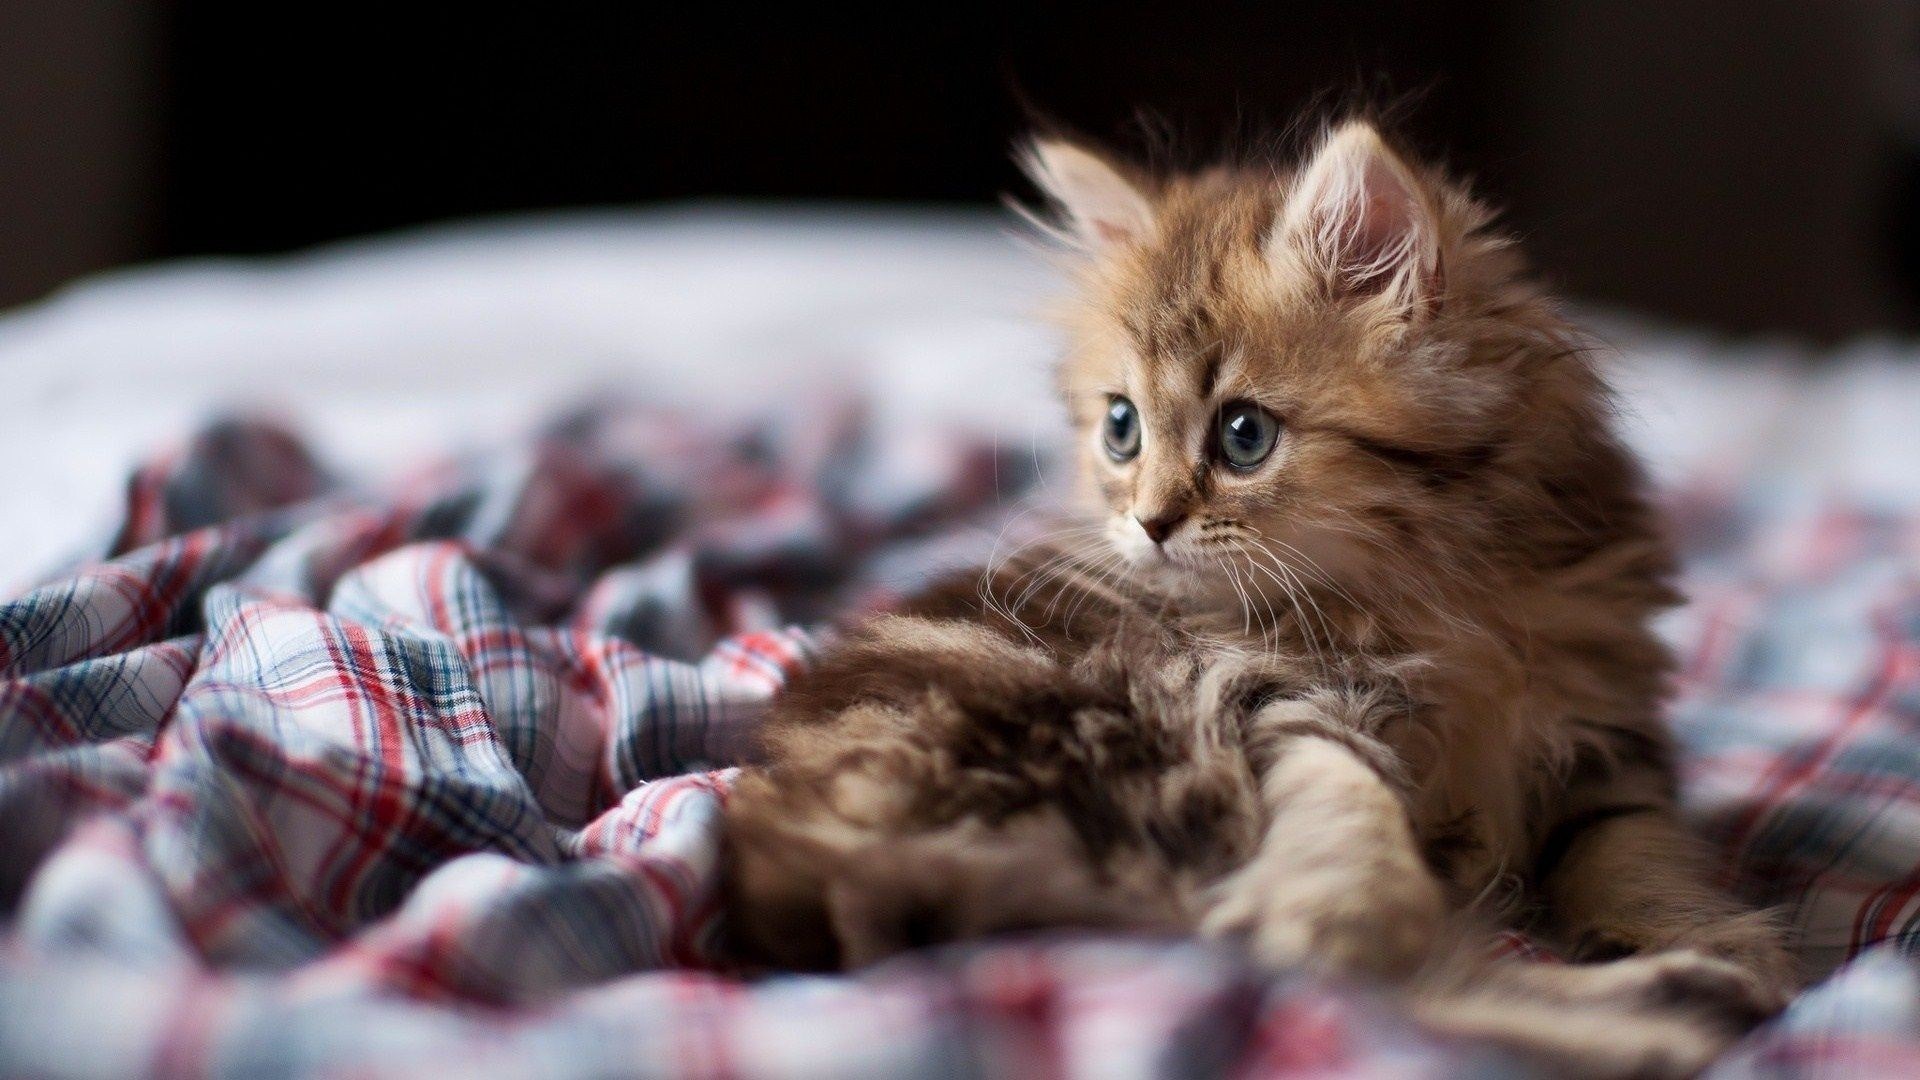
[{"xmin": 724, "ymin": 119, "xmax": 1796, "ymax": 1077}]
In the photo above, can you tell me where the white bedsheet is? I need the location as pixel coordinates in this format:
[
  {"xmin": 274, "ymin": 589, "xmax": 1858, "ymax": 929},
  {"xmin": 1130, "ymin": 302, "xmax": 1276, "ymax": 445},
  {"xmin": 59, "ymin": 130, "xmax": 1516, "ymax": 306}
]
[{"xmin": 2, "ymin": 204, "xmax": 1916, "ymax": 581}]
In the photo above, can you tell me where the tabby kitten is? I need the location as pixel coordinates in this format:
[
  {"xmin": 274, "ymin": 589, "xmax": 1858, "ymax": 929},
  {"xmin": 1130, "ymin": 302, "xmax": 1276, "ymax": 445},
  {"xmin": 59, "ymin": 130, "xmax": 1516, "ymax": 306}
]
[{"xmin": 725, "ymin": 120, "xmax": 1796, "ymax": 1075}]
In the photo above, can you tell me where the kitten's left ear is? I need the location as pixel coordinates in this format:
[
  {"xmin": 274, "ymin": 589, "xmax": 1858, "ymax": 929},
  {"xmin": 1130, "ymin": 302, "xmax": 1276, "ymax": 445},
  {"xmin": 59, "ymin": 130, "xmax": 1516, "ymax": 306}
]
[
  {"xmin": 1274, "ymin": 122, "xmax": 1442, "ymax": 319},
  {"xmin": 1018, "ymin": 138, "xmax": 1155, "ymax": 250}
]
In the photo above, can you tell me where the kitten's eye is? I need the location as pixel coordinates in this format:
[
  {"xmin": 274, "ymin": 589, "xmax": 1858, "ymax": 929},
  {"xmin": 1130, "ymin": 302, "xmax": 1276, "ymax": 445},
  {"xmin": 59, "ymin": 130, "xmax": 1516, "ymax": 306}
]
[
  {"xmin": 1217, "ymin": 402, "xmax": 1280, "ymax": 469},
  {"xmin": 1103, "ymin": 396, "xmax": 1141, "ymax": 462}
]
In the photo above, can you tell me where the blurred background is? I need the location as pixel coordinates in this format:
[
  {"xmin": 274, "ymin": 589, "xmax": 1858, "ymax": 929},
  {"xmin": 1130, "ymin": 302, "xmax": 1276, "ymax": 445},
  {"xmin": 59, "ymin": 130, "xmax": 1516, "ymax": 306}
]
[{"xmin": 6, "ymin": 1, "xmax": 1920, "ymax": 339}]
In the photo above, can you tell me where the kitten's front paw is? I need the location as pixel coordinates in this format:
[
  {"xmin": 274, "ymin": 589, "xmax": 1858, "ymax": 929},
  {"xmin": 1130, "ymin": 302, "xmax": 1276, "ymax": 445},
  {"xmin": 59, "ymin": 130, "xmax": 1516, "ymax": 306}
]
[
  {"xmin": 1574, "ymin": 949, "xmax": 1790, "ymax": 1031},
  {"xmin": 1565, "ymin": 916, "xmax": 1800, "ymax": 1027},
  {"xmin": 1203, "ymin": 860, "xmax": 1445, "ymax": 979}
]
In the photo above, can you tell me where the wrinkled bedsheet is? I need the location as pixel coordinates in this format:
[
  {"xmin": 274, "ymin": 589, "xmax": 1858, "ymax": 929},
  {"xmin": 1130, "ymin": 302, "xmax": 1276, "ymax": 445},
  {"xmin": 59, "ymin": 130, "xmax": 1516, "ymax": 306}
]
[{"xmin": 2, "ymin": 405, "xmax": 1917, "ymax": 1078}]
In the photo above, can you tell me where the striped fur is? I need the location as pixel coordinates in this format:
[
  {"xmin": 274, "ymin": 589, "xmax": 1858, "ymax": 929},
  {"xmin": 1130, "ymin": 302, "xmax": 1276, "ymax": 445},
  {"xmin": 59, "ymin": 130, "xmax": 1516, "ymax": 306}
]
[{"xmin": 724, "ymin": 120, "xmax": 1796, "ymax": 1075}]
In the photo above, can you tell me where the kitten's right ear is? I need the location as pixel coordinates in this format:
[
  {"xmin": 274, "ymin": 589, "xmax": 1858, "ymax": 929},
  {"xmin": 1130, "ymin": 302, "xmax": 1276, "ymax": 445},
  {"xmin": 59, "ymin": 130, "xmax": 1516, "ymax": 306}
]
[
  {"xmin": 1275, "ymin": 121, "xmax": 1441, "ymax": 320},
  {"xmin": 1017, "ymin": 138, "xmax": 1155, "ymax": 250}
]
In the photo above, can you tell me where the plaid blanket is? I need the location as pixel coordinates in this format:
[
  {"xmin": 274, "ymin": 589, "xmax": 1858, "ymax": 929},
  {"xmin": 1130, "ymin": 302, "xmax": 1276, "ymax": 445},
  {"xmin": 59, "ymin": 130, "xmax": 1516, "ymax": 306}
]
[{"xmin": 2, "ymin": 406, "xmax": 1917, "ymax": 1078}]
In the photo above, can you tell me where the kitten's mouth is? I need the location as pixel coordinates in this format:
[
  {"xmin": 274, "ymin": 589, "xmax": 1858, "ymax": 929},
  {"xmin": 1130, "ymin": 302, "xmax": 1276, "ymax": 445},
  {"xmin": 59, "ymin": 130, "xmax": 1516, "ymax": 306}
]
[
  {"xmin": 1112, "ymin": 540, "xmax": 1205, "ymax": 585},
  {"xmin": 1108, "ymin": 534, "xmax": 1179, "ymax": 571}
]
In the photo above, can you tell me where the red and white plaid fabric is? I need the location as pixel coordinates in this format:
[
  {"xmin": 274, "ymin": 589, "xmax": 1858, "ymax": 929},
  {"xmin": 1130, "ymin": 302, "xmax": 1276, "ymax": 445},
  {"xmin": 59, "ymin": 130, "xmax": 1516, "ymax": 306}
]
[{"xmin": 2, "ymin": 406, "xmax": 1917, "ymax": 1077}]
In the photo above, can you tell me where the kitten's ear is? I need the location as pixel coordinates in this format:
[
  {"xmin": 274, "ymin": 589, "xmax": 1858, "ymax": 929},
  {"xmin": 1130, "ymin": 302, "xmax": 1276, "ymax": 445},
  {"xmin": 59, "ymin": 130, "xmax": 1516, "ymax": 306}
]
[
  {"xmin": 1275, "ymin": 122, "xmax": 1441, "ymax": 317},
  {"xmin": 1018, "ymin": 138, "xmax": 1155, "ymax": 250}
]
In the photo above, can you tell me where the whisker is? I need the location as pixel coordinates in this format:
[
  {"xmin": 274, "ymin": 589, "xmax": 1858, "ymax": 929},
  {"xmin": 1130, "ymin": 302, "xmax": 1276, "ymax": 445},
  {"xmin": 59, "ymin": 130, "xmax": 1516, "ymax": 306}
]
[
  {"xmin": 1213, "ymin": 552, "xmax": 1254, "ymax": 638},
  {"xmin": 1226, "ymin": 535, "xmax": 1339, "ymax": 674},
  {"xmin": 976, "ymin": 519, "xmax": 1114, "ymax": 640}
]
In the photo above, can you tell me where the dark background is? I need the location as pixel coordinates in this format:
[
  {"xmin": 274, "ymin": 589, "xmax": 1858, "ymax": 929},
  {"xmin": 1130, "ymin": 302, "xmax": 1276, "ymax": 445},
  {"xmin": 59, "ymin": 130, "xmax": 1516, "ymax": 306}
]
[{"xmin": 5, "ymin": 2, "xmax": 1919, "ymax": 338}]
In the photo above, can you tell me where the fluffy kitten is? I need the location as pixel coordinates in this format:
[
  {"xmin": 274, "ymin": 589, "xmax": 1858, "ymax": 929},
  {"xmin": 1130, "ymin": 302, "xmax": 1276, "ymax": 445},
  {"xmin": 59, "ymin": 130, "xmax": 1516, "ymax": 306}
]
[{"xmin": 725, "ymin": 120, "xmax": 1796, "ymax": 1075}]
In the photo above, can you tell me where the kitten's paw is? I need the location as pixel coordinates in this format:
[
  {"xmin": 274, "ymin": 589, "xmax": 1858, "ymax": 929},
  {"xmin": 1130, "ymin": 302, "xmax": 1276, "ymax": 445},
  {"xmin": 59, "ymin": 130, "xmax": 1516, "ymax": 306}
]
[
  {"xmin": 1418, "ymin": 993, "xmax": 1732, "ymax": 1080},
  {"xmin": 1203, "ymin": 862, "xmax": 1445, "ymax": 979},
  {"xmin": 1600, "ymin": 949, "xmax": 1790, "ymax": 1030},
  {"xmin": 1525, "ymin": 948, "xmax": 1791, "ymax": 1032}
]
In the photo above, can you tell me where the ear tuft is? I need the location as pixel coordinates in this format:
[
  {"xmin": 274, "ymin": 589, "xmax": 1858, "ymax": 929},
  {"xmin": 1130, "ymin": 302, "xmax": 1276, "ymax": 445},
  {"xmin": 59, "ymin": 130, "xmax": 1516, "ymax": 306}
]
[
  {"xmin": 1277, "ymin": 122, "xmax": 1441, "ymax": 315},
  {"xmin": 1018, "ymin": 138, "xmax": 1155, "ymax": 251}
]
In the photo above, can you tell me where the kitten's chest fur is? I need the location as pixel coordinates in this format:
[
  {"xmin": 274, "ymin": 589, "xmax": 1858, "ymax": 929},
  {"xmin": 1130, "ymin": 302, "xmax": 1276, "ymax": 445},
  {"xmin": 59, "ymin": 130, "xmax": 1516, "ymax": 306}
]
[
  {"xmin": 905, "ymin": 542, "xmax": 1636, "ymax": 897},
  {"xmin": 726, "ymin": 538, "xmax": 1671, "ymax": 969}
]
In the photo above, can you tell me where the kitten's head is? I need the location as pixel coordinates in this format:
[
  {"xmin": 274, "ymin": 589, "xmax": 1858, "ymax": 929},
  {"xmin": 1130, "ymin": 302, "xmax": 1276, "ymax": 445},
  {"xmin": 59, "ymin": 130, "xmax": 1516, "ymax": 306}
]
[{"xmin": 1020, "ymin": 120, "xmax": 1617, "ymax": 613}]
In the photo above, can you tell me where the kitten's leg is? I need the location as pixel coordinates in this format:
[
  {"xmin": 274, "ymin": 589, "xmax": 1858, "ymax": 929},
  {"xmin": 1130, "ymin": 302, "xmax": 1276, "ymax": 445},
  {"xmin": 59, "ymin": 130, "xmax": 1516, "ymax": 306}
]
[
  {"xmin": 1415, "ymin": 982, "xmax": 1737, "ymax": 1080},
  {"xmin": 1202, "ymin": 694, "xmax": 1445, "ymax": 977},
  {"xmin": 1533, "ymin": 732, "xmax": 1800, "ymax": 1018},
  {"xmin": 1397, "ymin": 741, "xmax": 1796, "ymax": 1077},
  {"xmin": 1412, "ymin": 917, "xmax": 1787, "ymax": 1079}
]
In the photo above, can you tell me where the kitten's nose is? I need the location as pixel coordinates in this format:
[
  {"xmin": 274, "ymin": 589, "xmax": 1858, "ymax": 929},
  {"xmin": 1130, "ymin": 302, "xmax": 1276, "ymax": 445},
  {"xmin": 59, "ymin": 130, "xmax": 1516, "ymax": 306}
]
[{"xmin": 1136, "ymin": 510, "xmax": 1188, "ymax": 545}]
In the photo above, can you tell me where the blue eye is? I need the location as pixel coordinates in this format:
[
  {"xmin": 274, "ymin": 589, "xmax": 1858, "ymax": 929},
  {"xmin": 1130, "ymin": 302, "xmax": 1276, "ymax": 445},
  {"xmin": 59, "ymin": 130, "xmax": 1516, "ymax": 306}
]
[
  {"xmin": 1218, "ymin": 402, "xmax": 1280, "ymax": 469},
  {"xmin": 1103, "ymin": 396, "xmax": 1141, "ymax": 461}
]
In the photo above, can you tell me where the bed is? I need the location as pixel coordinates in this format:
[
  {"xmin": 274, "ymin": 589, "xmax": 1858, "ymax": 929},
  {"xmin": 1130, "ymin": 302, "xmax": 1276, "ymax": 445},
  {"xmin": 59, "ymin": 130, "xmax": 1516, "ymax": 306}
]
[{"xmin": 2, "ymin": 207, "xmax": 1916, "ymax": 1077}]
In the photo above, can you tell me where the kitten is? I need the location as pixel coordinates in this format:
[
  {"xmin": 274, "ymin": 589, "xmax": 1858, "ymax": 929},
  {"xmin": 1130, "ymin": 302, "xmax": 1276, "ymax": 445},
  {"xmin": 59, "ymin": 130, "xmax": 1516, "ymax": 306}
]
[{"xmin": 724, "ymin": 119, "xmax": 1797, "ymax": 1075}]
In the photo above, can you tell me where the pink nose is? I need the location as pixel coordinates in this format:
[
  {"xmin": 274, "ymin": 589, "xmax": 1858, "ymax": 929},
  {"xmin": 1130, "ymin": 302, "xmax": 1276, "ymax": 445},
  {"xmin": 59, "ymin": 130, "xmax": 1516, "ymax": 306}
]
[{"xmin": 1137, "ymin": 511, "xmax": 1187, "ymax": 544}]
